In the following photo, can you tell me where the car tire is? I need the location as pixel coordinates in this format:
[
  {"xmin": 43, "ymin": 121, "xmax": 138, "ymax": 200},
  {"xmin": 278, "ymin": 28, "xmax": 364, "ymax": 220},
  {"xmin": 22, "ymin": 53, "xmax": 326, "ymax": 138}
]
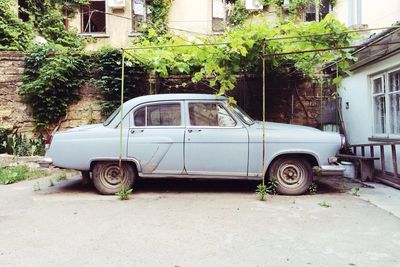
[
  {"xmin": 92, "ymin": 162, "xmax": 135, "ymax": 195},
  {"xmin": 268, "ymin": 157, "xmax": 312, "ymax": 195}
]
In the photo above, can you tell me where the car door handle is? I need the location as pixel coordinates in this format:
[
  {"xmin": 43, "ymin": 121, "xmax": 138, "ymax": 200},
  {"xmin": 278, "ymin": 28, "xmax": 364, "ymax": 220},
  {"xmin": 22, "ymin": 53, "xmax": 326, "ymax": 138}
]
[
  {"xmin": 130, "ymin": 129, "xmax": 144, "ymax": 134},
  {"xmin": 188, "ymin": 129, "xmax": 202, "ymax": 133}
]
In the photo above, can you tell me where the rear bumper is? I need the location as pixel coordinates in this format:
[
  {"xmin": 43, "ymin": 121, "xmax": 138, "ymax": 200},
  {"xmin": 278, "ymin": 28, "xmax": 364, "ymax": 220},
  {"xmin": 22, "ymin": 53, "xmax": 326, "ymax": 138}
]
[
  {"xmin": 38, "ymin": 157, "xmax": 53, "ymax": 168},
  {"xmin": 315, "ymin": 164, "xmax": 345, "ymax": 176}
]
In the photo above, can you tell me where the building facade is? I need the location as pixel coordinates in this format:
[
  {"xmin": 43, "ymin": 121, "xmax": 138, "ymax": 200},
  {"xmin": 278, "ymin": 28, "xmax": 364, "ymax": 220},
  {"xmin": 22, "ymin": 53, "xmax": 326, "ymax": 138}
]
[{"xmin": 333, "ymin": 0, "xmax": 400, "ymax": 29}]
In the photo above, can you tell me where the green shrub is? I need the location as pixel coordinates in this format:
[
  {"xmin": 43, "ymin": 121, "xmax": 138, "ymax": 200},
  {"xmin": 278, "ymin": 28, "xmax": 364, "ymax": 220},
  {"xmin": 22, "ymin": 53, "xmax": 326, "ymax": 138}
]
[
  {"xmin": 23, "ymin": 0, "xmax": 87, "ymax": 49},
  {"xmin": 18, "ymin": 44, "xmax": 88, "ymax": 129},
  {"xmin": 0, "ymin": 128, "xmax": 12, "ymax": 153},
  {"xmin": 0, "ymin": 0, "xmax": 34, "ymax": 51},
  {"xmin": 0, "ymin": 165, "xmax": 46, "ymax": 185},
  {"xmin": 91, "ymin": 47, "xmax": 147, "ymax": 117},
  {"xmin": 1, "ymin": 131, "xmax": 45, "ymax": 156},
  {"xmin": 228, "ymin": 1, "xmax": 250, "ymax": 27}
]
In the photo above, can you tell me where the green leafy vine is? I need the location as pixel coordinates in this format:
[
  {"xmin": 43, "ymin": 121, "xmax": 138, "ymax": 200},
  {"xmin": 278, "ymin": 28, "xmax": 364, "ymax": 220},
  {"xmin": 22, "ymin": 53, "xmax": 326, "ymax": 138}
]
[
  {"xmin": 18, "ymin": 44, "xmax": 88, "ymax": 130},
  {"xmin": 90, "ymin": 47, "xmax": 147, "ymax": 117},
  {"xmin": 0, "ymin": 0, "xmax": 34, "ymax": 51}
]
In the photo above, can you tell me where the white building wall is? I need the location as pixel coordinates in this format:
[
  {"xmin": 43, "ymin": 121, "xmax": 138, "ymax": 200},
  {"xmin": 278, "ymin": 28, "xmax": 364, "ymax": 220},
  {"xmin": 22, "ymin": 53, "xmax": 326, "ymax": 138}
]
[
  {"xmin": 169, "ymin": 0, "xmax": 212, "ymax": 36},
  {"xmin": 333, "ymin": 0, "xmax": 400, "ymax": 29},
  {"xmin": 340, "ymin": 53, "xmax": 400, "ymax": 172}
]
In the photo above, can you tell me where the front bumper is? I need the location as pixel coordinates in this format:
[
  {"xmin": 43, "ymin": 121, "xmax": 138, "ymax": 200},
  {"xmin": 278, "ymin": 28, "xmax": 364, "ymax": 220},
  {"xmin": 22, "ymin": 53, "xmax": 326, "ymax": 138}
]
[
  {"xmin": 38, "ymin": 157, "xmax": 53, "ymax": 168},
  {"xmin": 314, "ymin": 164, "xmax": 345, "ymax": 176}
]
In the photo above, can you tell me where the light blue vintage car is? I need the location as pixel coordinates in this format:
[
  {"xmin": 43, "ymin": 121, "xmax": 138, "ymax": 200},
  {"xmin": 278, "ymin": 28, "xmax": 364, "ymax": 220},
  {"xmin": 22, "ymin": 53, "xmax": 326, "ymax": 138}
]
[{"xmin": 42, "ymin": 94, "xmax": 345, "ymax": 195}]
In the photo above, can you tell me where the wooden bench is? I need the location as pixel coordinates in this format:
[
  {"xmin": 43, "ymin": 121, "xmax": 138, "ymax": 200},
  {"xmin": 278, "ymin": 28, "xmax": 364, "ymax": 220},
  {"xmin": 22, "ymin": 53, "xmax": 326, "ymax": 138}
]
[{"xmin": 336, "ymin": 154, "xmax": 380, "ymax": 182}]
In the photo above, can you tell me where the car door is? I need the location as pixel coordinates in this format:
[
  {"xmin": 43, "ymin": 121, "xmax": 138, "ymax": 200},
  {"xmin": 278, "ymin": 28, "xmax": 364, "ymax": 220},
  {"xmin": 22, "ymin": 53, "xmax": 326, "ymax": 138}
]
[
  {"xmin": 184, "ymin": 101, "xmax": 249, "ymax": 176},
  {"xmin": 127, "ymin": 101, "xmax": 185, "ymax": 175}
]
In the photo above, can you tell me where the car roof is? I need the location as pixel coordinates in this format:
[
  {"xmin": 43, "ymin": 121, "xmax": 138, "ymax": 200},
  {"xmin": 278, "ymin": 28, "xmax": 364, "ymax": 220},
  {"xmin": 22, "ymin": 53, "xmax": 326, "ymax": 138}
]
[
  {"xmin": 107, "ymin": 94, "xmax": 228, "ymax": 128},
  {"xmin": 123, "ymin": 93, "xmax": 227, "ymax": 112},
  {"xmin": 127, "ymin": 93, "xmax": 226, "ymax": 104}
]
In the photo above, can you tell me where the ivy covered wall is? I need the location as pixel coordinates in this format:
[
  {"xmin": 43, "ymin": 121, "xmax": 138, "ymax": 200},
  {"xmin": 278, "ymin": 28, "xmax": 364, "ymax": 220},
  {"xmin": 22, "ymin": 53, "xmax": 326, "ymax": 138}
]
[{"xmin": 0, "ymin": 51, "xmax": 103, "ymax": 136}]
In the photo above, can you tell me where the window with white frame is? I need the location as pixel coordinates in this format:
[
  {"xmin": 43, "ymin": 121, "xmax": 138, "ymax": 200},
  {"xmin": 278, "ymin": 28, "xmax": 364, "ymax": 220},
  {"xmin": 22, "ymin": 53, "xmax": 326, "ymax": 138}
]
[{"xmin": 372, "ymin": 69, "xmax": 400, "ymax": 137}]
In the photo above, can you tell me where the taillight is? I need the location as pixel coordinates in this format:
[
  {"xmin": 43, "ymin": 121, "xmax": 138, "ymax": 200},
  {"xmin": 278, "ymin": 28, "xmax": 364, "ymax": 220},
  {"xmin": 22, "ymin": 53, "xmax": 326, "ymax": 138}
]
[{"xmin": 45, "ymin": 134, "xmax": 53, "ymax": 150}]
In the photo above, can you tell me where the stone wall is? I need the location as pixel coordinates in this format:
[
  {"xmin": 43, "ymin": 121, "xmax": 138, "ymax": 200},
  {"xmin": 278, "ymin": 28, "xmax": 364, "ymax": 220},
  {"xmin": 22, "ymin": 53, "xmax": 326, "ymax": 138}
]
[
  {"xmin": 0, "ymin": 51, "xmax": 33, "ymax": 134},
  {"xmin": 0, "ymin": 51, "xmax": 102, "ymax": 137}
]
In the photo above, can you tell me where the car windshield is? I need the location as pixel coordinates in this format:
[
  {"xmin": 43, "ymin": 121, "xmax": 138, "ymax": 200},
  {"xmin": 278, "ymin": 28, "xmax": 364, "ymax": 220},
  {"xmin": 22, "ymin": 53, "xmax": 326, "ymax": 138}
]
[
  {"xmin": 103, "ymin": 106, "xmax": 120, "ymax": 126},
  {"xmin": 228, "ymin": 103, "xmax": 254, "ymax": 125}
]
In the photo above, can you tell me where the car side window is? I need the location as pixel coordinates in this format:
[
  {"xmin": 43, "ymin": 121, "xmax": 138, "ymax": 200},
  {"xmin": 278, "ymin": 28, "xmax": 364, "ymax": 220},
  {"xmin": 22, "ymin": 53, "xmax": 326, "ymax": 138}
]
[
  {"xmin": 133, "ymin": 103, "xmax": 181, "ymax": 127},
  {"xmin": 189, "ymin": 103, "xmax": 236, "ymax": 127},
  {"xmin": 134, "ymin": 106, "xmax": 145, "ymax": 126}
]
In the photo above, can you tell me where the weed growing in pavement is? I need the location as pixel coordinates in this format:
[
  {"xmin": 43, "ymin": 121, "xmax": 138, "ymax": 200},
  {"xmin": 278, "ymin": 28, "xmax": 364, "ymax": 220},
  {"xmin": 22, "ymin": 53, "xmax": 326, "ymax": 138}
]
[
  {"xmin": 351, "ymin": 187, "xmax": 361, "ymax": 197},
  {"xmin": 318, "ymin": 201, "xmax": 331, "ymax": 208},
  {"xmin": 256, "ymin": 176, "xmax": 278, "ymax": 201},
  {"xmin": 309, "ymin": 182, "xmax": 318, "ymax": 194},
  {"xmin": 48, "ymin": 178, "xmax": 54, "ymax": 187},
  {"xmin": 256, "ymin": 184, "xmax": 268, "ymax": 201},
  {"xmin": 116, "ymin": 185, "xmax": 133, "ymax": 200},
  {"xmin": 268, "ymin": 176, "xmax": 278, "ymax": 195}
]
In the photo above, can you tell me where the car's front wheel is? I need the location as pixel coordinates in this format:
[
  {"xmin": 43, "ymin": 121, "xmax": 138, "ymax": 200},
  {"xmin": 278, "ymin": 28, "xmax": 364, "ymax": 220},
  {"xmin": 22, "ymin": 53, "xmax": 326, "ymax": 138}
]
[
  {"xmin": 268, "ymin": 157, "xmax": 312, "ymax": 195},
  {"xmin": 92, "ymin": 161, "xmax": 135, "ymax": 195}
]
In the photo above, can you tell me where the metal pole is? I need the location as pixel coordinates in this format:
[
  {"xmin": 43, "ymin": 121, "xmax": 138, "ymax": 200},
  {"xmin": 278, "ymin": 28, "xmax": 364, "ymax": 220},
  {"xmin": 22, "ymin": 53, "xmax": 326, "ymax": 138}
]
[
  {"xmin": 119, "ymin": 50, "xmax": 125, "ymax": 169},
  {"xmin": 320, "ymin": 77, "xmax": 323, "ymax": 130},
  {"xmin": 261, "ymin": 43, "xmax": 266, "ymax": 186}
]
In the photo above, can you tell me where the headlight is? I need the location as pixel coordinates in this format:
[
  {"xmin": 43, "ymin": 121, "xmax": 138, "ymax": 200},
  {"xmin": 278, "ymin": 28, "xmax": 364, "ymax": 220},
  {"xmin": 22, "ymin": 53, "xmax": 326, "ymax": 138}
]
[{"xmin": 340, "ymin": 134, "xmax": 346, "ymax": 149}]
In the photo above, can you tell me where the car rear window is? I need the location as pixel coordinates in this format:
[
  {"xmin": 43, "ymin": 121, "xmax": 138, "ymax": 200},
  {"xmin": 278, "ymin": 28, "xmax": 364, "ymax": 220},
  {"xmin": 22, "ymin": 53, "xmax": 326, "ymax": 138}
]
[{"xmin": 134, "ymin": 103, "xmax": 181, "ymax": 127}]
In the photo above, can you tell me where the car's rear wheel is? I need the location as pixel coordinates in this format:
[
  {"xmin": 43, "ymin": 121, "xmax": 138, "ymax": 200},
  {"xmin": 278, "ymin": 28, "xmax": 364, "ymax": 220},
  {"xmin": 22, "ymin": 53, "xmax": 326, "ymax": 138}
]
[
  {"xmin": 92, "ymin": 162, "xmax": 135, "ymax": 195},
  {"xmin": 268, "ymin": 157, "xmax": 312, "ymax": 195}
]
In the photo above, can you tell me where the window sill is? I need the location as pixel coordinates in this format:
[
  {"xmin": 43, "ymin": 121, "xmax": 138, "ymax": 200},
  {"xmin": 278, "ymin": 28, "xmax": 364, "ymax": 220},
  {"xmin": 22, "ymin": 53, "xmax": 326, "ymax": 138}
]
[
  {"xmin": 128, "ymin": 32, "xmax": 143, "ymax": 37},
  {"xmin": 368, "ymin": 137, "xmax": 400, "ymax": 142},
  {"xmin": 79, "ymin": 33, "xmax": 110, "ymax": 38}
]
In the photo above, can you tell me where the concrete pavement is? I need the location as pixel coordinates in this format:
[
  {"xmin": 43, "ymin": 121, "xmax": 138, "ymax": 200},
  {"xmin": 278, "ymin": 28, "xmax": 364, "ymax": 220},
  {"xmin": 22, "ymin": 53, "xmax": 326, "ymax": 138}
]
[{"xmin": 0, "ymin": 176, "xmax": 399, "ymax": 267}]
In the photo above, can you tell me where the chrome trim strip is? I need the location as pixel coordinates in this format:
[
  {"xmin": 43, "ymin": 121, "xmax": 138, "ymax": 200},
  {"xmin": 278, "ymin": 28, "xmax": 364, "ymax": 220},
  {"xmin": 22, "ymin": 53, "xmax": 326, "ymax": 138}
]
[
  {"xmin": 248, "ymin": 173, "xmax": 262, "ymax": 178},
  {"xmin": 129, "ymin": 126, "xmax": 186, "ymax": 129},
  {"xmin": 186, "ymin": 171, "xmax": 248, "ymax": 176},
  {"xmin": 139, "ymin": 174, "xmax": 262, "ymax": 180}
]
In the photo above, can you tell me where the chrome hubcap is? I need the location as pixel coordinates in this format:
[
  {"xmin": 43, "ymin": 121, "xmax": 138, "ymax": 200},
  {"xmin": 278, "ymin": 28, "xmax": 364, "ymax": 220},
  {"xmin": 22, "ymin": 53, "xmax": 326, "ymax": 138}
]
[
  {"xmin": 102, "ymin": 165, "xmax": 124, "ymax": 186},
  {"xmin": 278, "ymin": 163, "xmax": 305, "ymax": 187}
]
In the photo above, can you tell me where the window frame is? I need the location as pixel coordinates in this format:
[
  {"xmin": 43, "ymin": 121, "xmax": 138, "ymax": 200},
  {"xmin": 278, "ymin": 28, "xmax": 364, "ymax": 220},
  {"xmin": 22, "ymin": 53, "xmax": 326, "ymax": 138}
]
[
  {"xmin": 130, "ymin": 101, "xmax": 184, "ymax": 128},
  {"xmin": 388, "ymin": 69, "xmax": 400, "ymax": 135},
  {"xmin": 80, "ymin": 0, "xmax": 107, "ymax": 34},
  {"xmin": 185, "ymin": 101, "xmax": 241, "ymax": 129},
  {"xmin": 371, "ymin": 68, "xmax": 400, "ymax": 139}
]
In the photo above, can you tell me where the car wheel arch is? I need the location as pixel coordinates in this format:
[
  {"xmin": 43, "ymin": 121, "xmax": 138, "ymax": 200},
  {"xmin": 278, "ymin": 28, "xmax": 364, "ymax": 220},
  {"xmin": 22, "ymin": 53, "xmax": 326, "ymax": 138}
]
[
  {"xmin": 266, "ymin": 152, "xmax": 319, "ymax": 177},
  {"xmin": 89, "ymin": 158, "xmax": 141, "ymax": 175},
  {"xmin": 266, "ymin": 153, "xmax": 318, "ymax": 195}
]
